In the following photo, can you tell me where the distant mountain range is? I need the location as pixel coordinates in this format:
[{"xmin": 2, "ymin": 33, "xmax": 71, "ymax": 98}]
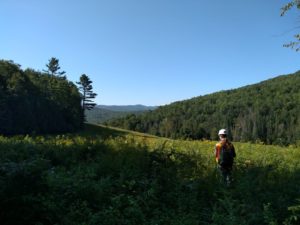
[
  {"xmin": 96, "ymin": 104, "xmax": 158, "ymax": 112},
  {"xmin": 85, "ymin": 105, "xmax": 157, "ymax": 124}
]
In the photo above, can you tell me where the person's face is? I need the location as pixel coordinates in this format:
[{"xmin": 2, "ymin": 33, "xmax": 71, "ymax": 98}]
[{"xmin": 219, "ymin": 134, "xmax": 227, "ymax": 142}]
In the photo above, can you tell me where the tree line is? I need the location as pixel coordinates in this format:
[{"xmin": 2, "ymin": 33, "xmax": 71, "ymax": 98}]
[
  {"xmin": 0, "ymin": 58, "xmax": 97, "ymax": 135},
  {"xmin": 107, "ymin": 72, "xmax": 300, "ymax": 145}
]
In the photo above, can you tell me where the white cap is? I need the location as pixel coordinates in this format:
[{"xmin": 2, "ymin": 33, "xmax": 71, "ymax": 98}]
[{"xmin": 218, "ymin": 129, "xmax": 227, "ymax": 135}]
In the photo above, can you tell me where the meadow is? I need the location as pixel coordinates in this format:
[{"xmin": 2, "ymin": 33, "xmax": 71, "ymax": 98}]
[{"xmin": 0, "ymin": 124, "xmax": 299, "ymax": 225}]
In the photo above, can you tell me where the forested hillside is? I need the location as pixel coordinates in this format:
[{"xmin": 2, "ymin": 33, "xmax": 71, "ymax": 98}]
[
  {"xmin": 108, "ymin": 72, "xmax": 300, "ymax": 145},
  {"xmin": 0, "ymin": 60, "xmax": 83, "ymax": 134},
  {"xmin": 86, "ymin": 105, "xmax": 157, "ymax": 124},
  {"xmin": 96, "ymin": 104, "xmax": 157, "ymax": 112}
]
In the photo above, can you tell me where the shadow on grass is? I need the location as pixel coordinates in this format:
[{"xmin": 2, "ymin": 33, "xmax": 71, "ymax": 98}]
[
  {"xmin": 210, "ymin": 162, "xmax": 300, "ymax": 225},
  {"xmin": 0, "ymin": 136, "xmax": 214, "ymax": 225},
  {"xmin": 0, "ymin": 133, "xmax": 300, "ymax": 225}
]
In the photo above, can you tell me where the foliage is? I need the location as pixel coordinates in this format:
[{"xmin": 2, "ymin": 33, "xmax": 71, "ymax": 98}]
[
  {"xmin": 108, "ymin": 72, "xmax": 300, "ymax": 145},
  {"xmin": 86, "ymin": 107, "xmax": 153, "ymax": 124},
  {"xmin": 281, "ymin": 0, "xmax": 300, "ymax": 17},
  {"xmin": 77, "ymin": 74, "xmax": 97, "ymax": 115},
  {"xmin": 44, "ymin": 57, "xmax": 66, "ymax": 78},
  {"xmin": 0, "ymin": 60, "xmax": 83, "ymax": 135},
  {"xmin": 0, "ymin": 124, "xmax": 300, "ymax": 224},
  {"xmin": 281, "ymin": 0, "xmax": 300, "ymax": 51}
]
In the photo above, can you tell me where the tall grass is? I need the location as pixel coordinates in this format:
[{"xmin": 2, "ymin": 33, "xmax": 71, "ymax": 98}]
[{"xmin": 0, "ymin": 125, "xmax": 299, "ymax": 225}]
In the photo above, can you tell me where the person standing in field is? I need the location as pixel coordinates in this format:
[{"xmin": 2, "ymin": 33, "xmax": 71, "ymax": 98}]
[{"xmin": 214, "ymin": 129, "xmax": 236, "ymax": 185}]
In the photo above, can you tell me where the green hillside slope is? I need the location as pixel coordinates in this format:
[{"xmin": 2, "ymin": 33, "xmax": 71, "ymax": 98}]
[
  {"xmin": 85, "ymin": 106, "xmax": 151, "ymax": 124},
  {"xmin": 0, "ymin": 124, "xmax": 299, "ymax": 224},
  {"xmin": 96, "ymin": 104, "xmax": 157, "ymax": 112},
  {"xmin": 108, "ymin": 72, "xmax": 300, "ymax": 145},
  {"xmin": 85, "ymin": 107, "xmax": 132, "ymax": 124}
]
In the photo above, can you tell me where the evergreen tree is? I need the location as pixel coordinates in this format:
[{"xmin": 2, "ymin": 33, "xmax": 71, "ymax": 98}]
[
  {"xmin": 44, "ymin": 57, "xmax": 66, "ymax": 77},
  {"xmin": 77, "ymin": 74, "xmax": 97, "ymax": 114}
]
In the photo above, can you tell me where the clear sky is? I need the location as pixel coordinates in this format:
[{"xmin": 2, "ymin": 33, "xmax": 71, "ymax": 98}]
[{"xmin": 1, "ymin": 0, "xmax": 299, "ymax": 106}]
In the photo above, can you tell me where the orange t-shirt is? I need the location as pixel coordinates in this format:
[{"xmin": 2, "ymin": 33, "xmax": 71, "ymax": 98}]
[{"xmin": 214, "ymin": 141, "xmax": 236, "ymax": 163}]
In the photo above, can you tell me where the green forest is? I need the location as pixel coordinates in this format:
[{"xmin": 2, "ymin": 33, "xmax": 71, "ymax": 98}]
[
  {"xmin": 85, "ymin": 106, "xmax": 156, "ymax": 124},
  {"xmin": 107, "ymin": 72, "xmax": 300, "ymax": 146},
  {"xmin": 0, "ymin": 60, "xmax": 83, "ymax": 134}
]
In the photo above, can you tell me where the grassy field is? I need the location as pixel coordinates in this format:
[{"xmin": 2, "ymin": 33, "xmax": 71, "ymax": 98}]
[{"xmin": 0, "ymin": 124, "xmax": 300, "ymax": 225}]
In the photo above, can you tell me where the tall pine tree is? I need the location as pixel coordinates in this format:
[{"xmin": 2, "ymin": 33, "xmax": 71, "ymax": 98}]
[
  {"xmin": 44, "ymin": 57, "xmax": 66, "ymax": 78},
  {"xmin": 77, "ymin": 74, "xmax": 97, "ymax": 117}
]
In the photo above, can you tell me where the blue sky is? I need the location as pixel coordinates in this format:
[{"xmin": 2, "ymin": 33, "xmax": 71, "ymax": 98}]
[{"xmin": 1, "ymin": 0, "xmax": 299, "ymax": 105}]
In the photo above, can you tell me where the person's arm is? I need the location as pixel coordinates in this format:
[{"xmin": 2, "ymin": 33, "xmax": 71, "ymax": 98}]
[
  {"xmin": 232, "ymin": 145, "xmax": 236, "ymax": 158},
  {"xmin": 215, "ymin": 144, "xmax": 219, "ymax": 163}
]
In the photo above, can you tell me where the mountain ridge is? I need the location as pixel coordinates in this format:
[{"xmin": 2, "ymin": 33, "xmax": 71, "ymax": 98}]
[
  {"xmin": 107, "ymin": 72, "xmax": 300, "ymax": 145},
  {"xmin": 96, "ymin": 104, "xmax": 158, "ymax": 112},
  {"xmin": 86, "ymin": 105, "xmax": 157, "ymax": 124}
]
